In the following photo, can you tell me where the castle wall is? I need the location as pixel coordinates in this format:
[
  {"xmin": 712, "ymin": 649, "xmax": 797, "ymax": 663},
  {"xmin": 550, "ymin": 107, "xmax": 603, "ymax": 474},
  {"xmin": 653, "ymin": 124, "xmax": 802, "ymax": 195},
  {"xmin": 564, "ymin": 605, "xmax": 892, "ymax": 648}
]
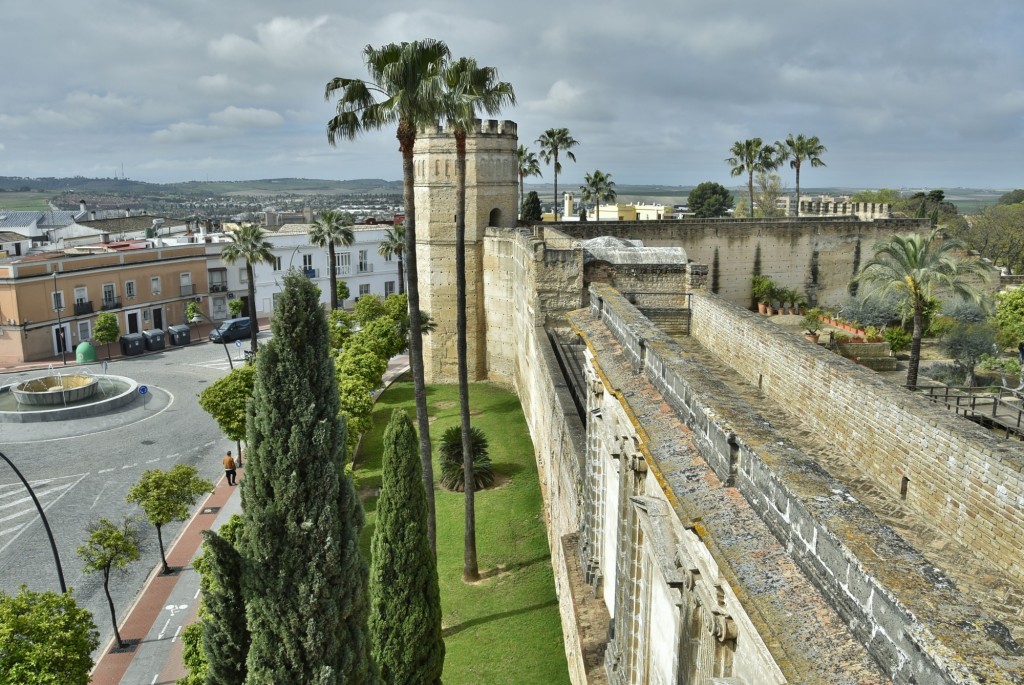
[
  {"xmin": 481, "ymin": 225, "xmax": 595, "ymax": 681},
  {"xmin": 686, "ymin": 288, "xmax": 1024, "ymax": 582},
  {"xmin": 583, "ymin": 284, "xmax": 1023, "ymax": 683},
  {"xmin": 557, "ymin": 217, "xmax": 928, "ymax": 308}
]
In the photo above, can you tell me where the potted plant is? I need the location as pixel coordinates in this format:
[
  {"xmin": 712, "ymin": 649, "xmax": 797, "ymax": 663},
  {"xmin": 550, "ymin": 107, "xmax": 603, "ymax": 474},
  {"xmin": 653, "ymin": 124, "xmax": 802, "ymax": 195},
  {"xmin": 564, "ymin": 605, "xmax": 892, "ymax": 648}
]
[
  {"xmin": 765, "ymin": 284, "xmax": 780, "ymax": 315},
  {"xmin": 792, "ymin": 292, "xmax": 808, "ymax": 316},
  {"xmin": 751, "ymin": 275, "xmax": 774, "ymax": 314},
  {"xmin": 864, "ymin": 325, "xmax": 883, "ymax": 343},
  {"xmin": 802, "ymin": 307, "xmax": 823, "ymax": 344}
]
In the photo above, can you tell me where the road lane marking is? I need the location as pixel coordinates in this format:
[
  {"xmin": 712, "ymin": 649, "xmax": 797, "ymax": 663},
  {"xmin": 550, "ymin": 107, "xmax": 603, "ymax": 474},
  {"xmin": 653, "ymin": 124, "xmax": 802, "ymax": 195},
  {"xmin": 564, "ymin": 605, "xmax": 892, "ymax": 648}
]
[
  {"xmin": 98, "ymin": 468, "xmax": 114, "ymax": 474},
  {"xmin": 172, "ymin": 625, "xmax": 182, "ymax": 642},
  {"xmin": 146, "ymin": 458, "xmax": 160, "ymax": 463},
  {"xmin": 122, "ymin": 463, "xmax": 138, "ymax": 469},
  {"xmin": 0, "ymin": 473, "xmax": 88, "ymax": 554},
  {"xmin": 90, "ymin": 482, "xmax": 110, "ymax": 509}
]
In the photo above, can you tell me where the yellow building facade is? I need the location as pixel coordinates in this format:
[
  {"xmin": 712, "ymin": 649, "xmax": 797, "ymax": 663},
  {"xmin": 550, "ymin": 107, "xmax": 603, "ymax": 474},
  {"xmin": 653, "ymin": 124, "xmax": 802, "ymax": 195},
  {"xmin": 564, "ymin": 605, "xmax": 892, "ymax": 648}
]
[{"xmin": 0, "ymin": 243, "xmax": 209, "ymax": 364}]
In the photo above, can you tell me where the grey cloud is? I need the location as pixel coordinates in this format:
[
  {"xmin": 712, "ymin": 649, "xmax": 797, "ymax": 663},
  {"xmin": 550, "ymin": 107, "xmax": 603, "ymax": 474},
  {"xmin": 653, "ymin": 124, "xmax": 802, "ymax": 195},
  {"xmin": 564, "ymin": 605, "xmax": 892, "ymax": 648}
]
[{"xmin": 0, "ymin": 0, "xmax": 1020, "ymax": 187}]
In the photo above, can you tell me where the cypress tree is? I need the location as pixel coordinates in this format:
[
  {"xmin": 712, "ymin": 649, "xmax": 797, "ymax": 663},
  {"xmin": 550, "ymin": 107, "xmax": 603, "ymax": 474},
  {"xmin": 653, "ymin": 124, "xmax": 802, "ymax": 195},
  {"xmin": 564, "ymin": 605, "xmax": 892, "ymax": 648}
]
[
  {"xmin": 238, "ymin": 269, "xmax": 374, "ymax": 684},
  {"xmin": 200, "ymin": 529, "xmax": 248, "ymax": 685},
  {"xmin": 370, "ymin": 410, "xmax": 444, "ymax": 684}
]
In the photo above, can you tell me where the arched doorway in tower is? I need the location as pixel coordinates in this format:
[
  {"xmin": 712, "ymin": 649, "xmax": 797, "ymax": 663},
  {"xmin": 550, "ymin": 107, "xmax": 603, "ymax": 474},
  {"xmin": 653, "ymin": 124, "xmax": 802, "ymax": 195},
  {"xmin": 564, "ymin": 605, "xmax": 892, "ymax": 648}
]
[{"xmin": 488, "ymin": 208, "xmax": 502, "ymax": 227}]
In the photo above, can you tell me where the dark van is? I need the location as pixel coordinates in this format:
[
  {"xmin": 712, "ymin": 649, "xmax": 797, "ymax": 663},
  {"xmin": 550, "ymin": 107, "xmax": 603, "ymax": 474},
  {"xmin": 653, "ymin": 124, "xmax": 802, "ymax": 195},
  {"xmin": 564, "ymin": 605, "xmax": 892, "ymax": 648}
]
[{"xmin": 209, "ymin": 318, "xmax": 253, "ymax": 343}]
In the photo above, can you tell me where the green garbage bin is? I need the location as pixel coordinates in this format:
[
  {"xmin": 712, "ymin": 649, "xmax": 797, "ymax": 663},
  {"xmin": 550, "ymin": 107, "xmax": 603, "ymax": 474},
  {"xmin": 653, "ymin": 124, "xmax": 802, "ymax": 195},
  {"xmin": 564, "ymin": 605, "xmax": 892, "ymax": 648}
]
[{"xmin": 76, "ymin": 340, "xmax": 97, "ymax": 363}]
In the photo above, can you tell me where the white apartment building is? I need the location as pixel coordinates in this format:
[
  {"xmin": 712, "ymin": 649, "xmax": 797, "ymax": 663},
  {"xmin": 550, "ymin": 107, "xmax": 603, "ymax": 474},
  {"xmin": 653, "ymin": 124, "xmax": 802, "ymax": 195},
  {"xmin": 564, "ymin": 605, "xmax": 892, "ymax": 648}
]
[{"xmin": 239, "ymin": 223, "xmax": 401, "ymax": 317}]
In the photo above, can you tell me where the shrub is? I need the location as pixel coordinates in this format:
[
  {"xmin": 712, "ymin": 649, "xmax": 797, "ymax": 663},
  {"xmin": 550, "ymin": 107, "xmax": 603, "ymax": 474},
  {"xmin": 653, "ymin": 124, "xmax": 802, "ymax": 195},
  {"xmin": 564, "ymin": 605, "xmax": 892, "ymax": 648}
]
[
  {"xmin": 883, "ymin": 327, "xmax": 912, "ymax": 354},
  {"xmin": 944, "ymin": 299, "xmax": 989, "ymax": 323},
  {"xmin": 838, "ymin": 295, "xmax": 901, "ymax": 327},
  {"xmin": 438, "ymin": 425, "xmax": 494, "ymax": 492},
  {"xmin": 921, "ymin": 362, "xmax": 967, "ymax": 387},
  {"xmin": 926, "ymin": 315, "xmax": 957, "ymax": 339}
]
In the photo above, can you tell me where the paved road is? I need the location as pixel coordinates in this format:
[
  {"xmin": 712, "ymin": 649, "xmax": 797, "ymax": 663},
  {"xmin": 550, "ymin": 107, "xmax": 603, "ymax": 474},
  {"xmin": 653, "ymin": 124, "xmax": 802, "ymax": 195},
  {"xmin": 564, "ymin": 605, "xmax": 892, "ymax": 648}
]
[{"xmin": 0, "ymin": 337, "xmax": 256, "ymax": 661}]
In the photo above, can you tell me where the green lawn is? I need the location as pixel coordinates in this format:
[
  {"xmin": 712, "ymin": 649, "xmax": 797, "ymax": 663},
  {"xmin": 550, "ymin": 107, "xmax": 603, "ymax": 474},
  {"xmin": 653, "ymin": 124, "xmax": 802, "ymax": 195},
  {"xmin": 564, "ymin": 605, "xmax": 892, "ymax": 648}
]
[
  {"xmin": 0, "ymin": 192, "xmax": 52, "ymax": 211},
  {"xmin": 354, "ymin": 379, "xmax": 570, "ymax": 685}
]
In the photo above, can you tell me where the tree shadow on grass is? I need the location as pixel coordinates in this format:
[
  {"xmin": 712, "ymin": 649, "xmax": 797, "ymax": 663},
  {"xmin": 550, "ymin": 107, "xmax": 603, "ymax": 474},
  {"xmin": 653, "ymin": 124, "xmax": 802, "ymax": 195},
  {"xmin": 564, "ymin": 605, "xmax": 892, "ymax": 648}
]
[
  {"xmin": 441, "ymin": 598, "xmax": 558, "ymax": 638},
  {"xmin": 490, "ymin": 461, "xmax": 526, "ymax": 478},
  {"xmin": 476, "ymin": 552, "xmax": 552, "ymax": 580}
]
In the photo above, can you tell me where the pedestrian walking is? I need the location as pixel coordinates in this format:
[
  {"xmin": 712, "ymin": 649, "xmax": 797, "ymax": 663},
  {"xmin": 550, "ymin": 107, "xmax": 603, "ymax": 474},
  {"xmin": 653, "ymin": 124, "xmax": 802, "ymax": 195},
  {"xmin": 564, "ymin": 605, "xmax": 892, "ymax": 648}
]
[{"xmin": 222, "ymin": 450, "xmax": 237, "ymax": 486}]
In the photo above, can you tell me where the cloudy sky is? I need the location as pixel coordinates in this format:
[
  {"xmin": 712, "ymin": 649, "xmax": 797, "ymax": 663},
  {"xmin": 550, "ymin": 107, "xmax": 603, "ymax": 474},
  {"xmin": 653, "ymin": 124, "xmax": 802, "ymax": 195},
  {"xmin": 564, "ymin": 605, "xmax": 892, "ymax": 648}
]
[{"xmin": 1, "ymin": 1, "xmax": 1021, "ymax": 189}]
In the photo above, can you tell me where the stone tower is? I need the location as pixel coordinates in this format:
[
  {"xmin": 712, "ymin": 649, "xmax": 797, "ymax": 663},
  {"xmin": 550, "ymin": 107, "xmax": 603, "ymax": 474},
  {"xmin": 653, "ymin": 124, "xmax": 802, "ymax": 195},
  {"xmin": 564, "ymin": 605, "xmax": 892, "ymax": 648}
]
[{"xmin": 413, "ymin": 119, "xmax": 518, "ymax": 383}]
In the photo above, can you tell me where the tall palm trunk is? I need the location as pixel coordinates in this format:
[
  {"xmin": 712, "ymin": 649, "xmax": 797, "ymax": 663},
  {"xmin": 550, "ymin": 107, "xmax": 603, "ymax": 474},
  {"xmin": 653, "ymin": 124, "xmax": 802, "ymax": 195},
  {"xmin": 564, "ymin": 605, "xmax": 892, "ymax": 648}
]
[
  {"xmin": 399, "ymin": 121, "xmax": 437, "ymax": 555},
  {"xmin": 328, "ymin": 242, "xmax": 338, "ymax": 309},
  {"xmin": 397, "ymin": 254, "xmax": 405, "ymax": 295},
  {"xmin": 794, "ymin": 162, "xmax": 802, "ymax": 217},
  {"xmin": 553, "ymin": 151, "xmax": 560, "ymax": 221},
  {"xmin": 246, "ymin": 263, "xmax": 258, "ymax": 353},
  {"xmin": 455, "ymin": 131, "xmax": 479, "ymax": 581},
  {"xmin": 908, "ymin": 303, "xmax": 924, "ymax": 388},
  {"xmin": 748, "ymin": 171, "xmax": 755, "ymax": 218}
]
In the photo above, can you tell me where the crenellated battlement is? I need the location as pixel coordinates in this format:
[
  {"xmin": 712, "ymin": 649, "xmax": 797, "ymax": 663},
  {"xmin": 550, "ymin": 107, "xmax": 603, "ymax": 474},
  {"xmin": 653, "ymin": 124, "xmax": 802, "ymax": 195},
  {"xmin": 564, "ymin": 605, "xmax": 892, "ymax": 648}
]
[{"xmin": 418, "ymin": 119, "xmax": 517, "ymax": 137}]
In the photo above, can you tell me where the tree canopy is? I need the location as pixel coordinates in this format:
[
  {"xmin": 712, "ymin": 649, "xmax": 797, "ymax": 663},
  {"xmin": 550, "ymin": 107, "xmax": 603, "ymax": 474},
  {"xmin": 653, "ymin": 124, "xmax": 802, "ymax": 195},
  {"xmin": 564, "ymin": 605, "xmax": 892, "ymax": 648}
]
[
  {"xmin": 198, "ymin": 365, "xmax": 257, "ymax": 444},
  {"xmin": 77, "ymin": 517, "xmax": 140, "ymax": 648},
  {"xmin": 0, "ymin": 586, "xmax": 98, "ymax": 685},
  {"xmin": 126, "ymin": 465, "xmax": 213, "ymax": 574},
  {"xmin": 93, "ymin": 312, "xmax": 120, "ymax": 360},
  {"xmin": 687, "ymin": 182, "xmax": 734, "ymax": 218},
  {"xmin": 521, "ymin": 191, "xmax": 542, "ymax": 222},
  {"xmin": 536, "ymin": 127, "xmax": 579, "ymax": 221},
  {"xmin": 239, "ymin": 269, "xmax": 373, "ymax": 682},
  {"xmin": 854, "ymin": 228, "xmax": 991, "ymax": 386},
  {"xmin": 997, "ymin": 189, "xmax": 1024, "ymax": 205},
  {"xmin": 221, "ymin": 224, "xmax": 273, "ymax": 353},
  {"xmin": 370, "ymin": 411, "xmax": 444, "ymax": 685}
]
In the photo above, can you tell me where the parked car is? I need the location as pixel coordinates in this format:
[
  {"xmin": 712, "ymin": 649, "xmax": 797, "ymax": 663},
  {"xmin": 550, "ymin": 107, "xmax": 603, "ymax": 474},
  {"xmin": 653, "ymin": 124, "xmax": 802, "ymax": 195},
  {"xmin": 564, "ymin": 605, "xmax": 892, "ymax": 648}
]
[{"xmin": 209, "ymin": 318, "xmax": 253, "ymax": 343}]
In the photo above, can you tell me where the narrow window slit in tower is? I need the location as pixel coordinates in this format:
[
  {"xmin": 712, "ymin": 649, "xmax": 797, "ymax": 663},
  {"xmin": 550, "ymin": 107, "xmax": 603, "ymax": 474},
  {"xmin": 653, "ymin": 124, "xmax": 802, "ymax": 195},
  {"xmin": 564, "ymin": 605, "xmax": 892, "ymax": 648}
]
[{"xmin": 900, "ymin": 476, "xmax": 910, "ymax": 500}]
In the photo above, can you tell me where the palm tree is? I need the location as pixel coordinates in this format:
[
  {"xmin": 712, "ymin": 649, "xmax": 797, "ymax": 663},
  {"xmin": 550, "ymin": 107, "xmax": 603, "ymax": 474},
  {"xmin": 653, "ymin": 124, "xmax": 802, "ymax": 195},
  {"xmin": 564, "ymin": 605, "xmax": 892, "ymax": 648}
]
[
  {"xmin": 326, "ymin": 39, "xmax": 451, "ymax": 554},
  {"xmin": 854, "ymin": 228, "xmax": 991, "ymax": 387},
  {"xmin": 377, "ymin": 223, "xmax": 405, "ymax": 295},
  {"xmin": 726, "ymin": 138, "xmax": 781, "ymax": 218},
  {"xmin": 309, "ymin": 209, "xmax": 354, "ymax": 310},
  {"xmin": 221, "ymin": 223, "xmax": 274, "ymax": 354},
  {"xmin": 536, "ymin": 127, "xmax": 579, "ymax": 221},
  {"xmin": 580, "ymin": 169, "xmax": 617, "ymax": 221},
  {"xmin": 444, "ymin": 55, "xmax": 516, "ymax": 582},
  {"xmin": 517, "ymin": 145, "xmax": 542, "ymax": 217},
  {"xmin": 782, "ymin": 134, "xmax": 827, "ymax": 216}
]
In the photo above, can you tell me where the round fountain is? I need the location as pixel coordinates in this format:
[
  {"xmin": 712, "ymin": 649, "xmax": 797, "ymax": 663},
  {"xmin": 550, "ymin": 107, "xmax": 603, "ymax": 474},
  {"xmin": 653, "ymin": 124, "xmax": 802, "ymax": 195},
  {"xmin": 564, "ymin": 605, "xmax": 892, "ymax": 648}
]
[
  {"xmin": 12, "ymin": 374, "xmax": 100, "ymax": 406},
  {"xmin": 0, "ymin": 371, "xmax": 139, "ymax": 423}
]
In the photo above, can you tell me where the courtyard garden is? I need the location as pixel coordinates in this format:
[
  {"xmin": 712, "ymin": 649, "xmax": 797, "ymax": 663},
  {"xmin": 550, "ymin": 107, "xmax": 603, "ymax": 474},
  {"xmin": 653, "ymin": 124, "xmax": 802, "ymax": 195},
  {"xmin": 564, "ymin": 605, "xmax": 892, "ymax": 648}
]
[{"xmin": 354, "ymin": 379, "xmax": 570, "ymax": 685}]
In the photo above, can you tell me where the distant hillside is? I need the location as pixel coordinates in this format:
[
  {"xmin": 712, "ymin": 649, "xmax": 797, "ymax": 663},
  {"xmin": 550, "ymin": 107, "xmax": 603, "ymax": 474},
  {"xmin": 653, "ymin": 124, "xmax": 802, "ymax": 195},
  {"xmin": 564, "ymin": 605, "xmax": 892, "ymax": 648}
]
[{"xmin": 0, "ymin": 176, "xmax": 403, "ymax": 197}]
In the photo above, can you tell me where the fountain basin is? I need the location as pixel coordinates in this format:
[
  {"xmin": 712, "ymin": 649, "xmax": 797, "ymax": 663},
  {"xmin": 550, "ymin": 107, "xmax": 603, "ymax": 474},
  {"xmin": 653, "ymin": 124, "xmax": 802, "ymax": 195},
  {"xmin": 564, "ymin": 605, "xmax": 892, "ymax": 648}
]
[
  {"xmin": 0, "ymin": 375, "xmax": 138, "ymax": 423},
  {"xmin": 12, "ymin": 374, "xmax": 100, "ymax": 406}
]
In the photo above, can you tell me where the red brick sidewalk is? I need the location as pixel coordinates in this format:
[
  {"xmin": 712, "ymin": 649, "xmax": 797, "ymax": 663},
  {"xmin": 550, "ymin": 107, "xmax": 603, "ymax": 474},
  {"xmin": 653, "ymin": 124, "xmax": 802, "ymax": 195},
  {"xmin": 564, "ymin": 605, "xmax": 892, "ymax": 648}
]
[{"xmin": 90, "ymin": 474, "xmax": 237, "ymax": 685}]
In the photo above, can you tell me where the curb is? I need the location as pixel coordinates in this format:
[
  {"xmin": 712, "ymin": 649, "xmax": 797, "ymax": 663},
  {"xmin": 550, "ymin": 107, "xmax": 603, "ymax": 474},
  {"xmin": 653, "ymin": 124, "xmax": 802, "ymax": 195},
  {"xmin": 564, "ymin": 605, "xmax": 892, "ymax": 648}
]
[{"xmin": 90, "ymin": 471, "xmax": 235, "ymax": 683}]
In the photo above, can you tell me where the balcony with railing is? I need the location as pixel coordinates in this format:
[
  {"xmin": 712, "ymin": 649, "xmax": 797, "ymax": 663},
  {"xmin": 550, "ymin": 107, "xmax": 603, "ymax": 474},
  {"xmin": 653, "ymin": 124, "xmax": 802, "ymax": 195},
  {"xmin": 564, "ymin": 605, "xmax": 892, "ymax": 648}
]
[
  {"xmin": 303, "ymin": 268, "xmax": 318, "ymax": 278},
  {"xmin": 74, "ymin": 300, "xmax": 94, "ymax": 316},
  {"xmin": 180, "ymin": 284, "xmax": 194, "ymax": 297},
  {"xmin": 358, "ymin": 263, "xmax": 373, "ymax": 273},
  {"xmin": 210, "ymin": 283, "xmax": 228, "ymax": 293},
  {"xmin": 101, "ymin": 297, "xmax": 122, "ymax": 311}
]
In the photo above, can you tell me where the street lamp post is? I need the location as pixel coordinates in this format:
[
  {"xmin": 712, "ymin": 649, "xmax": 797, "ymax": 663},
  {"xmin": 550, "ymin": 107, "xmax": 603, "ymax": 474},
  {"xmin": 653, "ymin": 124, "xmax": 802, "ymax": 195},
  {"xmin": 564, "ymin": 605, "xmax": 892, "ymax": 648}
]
[
  {"xmin": 0, "ymin": 450, "xmax": 67, "ymax": 593},
  {"xmin": 52, "ymin": 271, "xmax": 67, "ymax": 365}
]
